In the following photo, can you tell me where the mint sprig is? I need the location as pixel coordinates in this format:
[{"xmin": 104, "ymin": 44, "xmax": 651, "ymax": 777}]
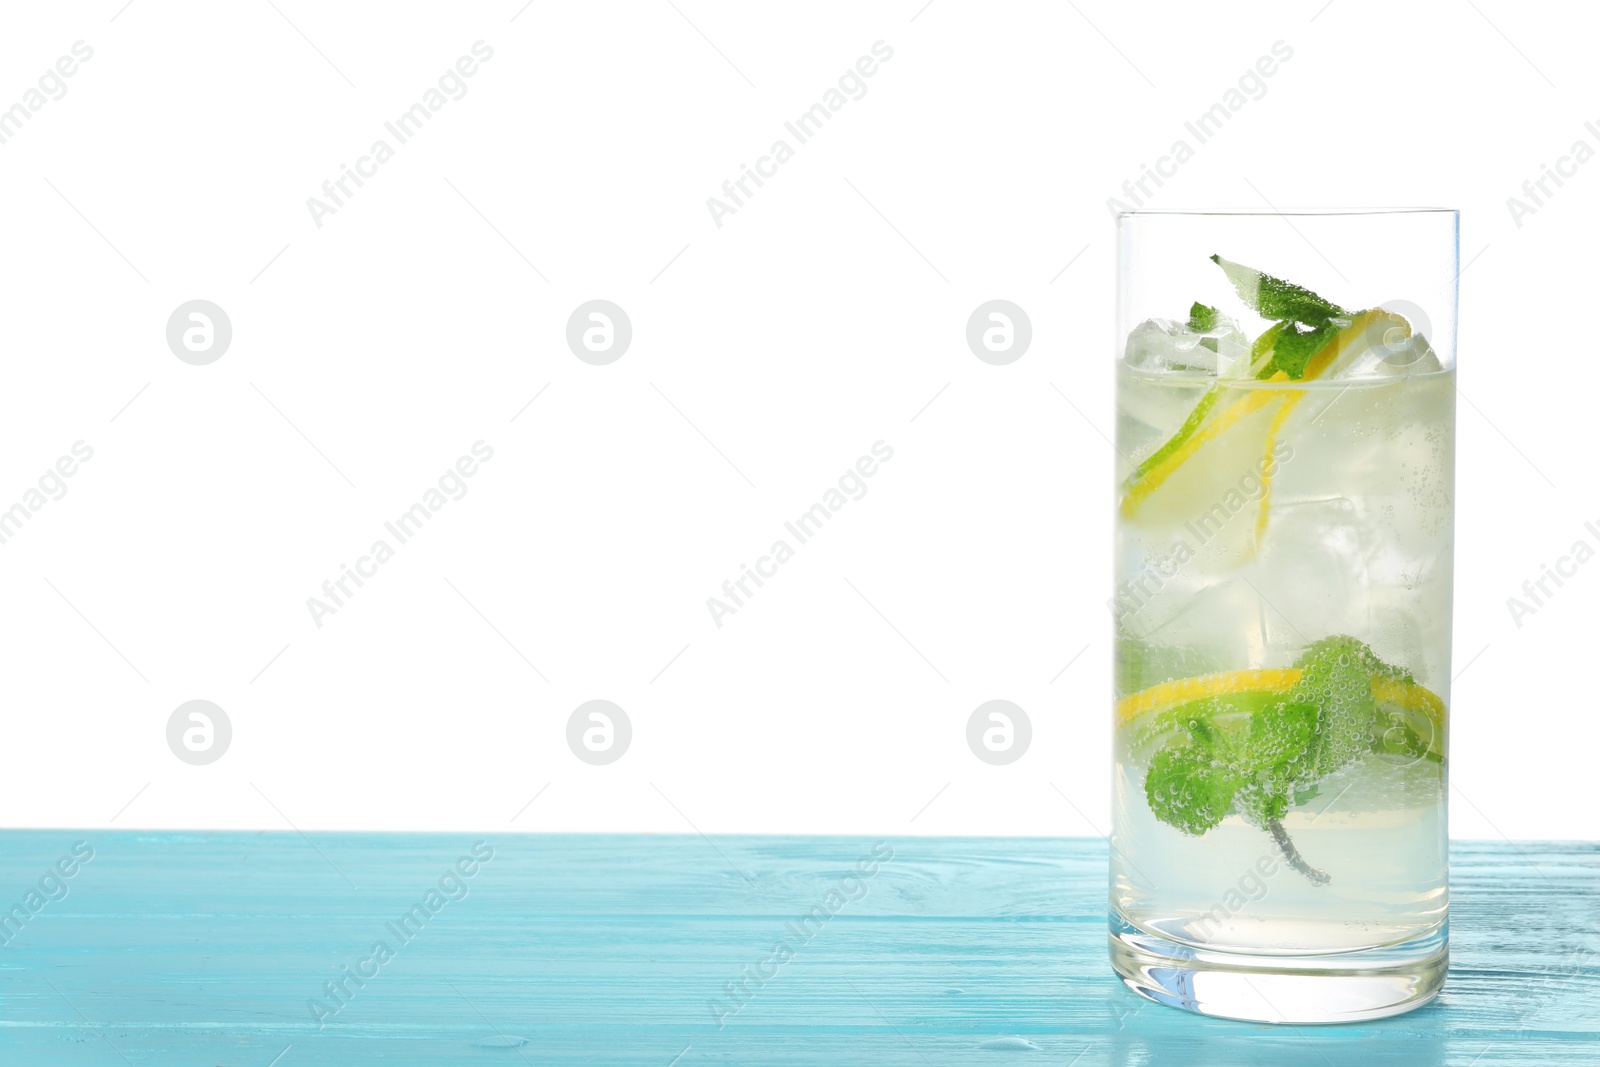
[
  {"xmin": 1208, "ymin": 254, "xmax": 1352, "ymax": 381},
  {"xmin": 1209, "ymin": 254, "xmax": 1344, "ymax": 323},
  {"xmin": 1146, "ymin": 740, "xmax": 1241, "ymax": 836},
  {"xmin": 1140, "ymin": 635, "xmax": 1423, "ymax": 885},
  {"xmin": 1187, "ymin": 301, "xmax": 1220, "ymax": 332},
  {"xmin": 1120, "ymin": 258, "xmax": 1355, "ymax": 500},
  {"xmin": 1263, "ymin": 319, "xmax": 1342, "ymax": 380}
]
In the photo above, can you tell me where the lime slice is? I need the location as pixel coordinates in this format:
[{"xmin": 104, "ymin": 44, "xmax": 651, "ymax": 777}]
[
  {"xmin": 1250, "ymin": 310, "xmax": 1410, "ymax": 547},
  {"xmin": 1121, "ymin": 309, "xmax": 1413, "ymax": 523}
]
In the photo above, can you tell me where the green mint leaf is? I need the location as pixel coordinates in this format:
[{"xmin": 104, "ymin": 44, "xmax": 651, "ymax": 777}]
[
  {"xmin": 1189, "ymin": 301, "xmax": 1223, "ymax": 353},
  {"xmin": 1137, "ymin": 635, "xmax": 1434, "ymax": 844},
  {"xmin": 1234, "ymin": 700, "xmax": 1319, "ymax": 825},
  {"xmin": 1122, "ymin": 690, "xmax": 1277, "ymax": 765},
  {"xmin": 1145, "ymin": 744, "xmax": 1242, "ymax": 836},
  {"xmin": 1239, "ymin": 778, "xmax": 1292, "ymax": 823},
  {"xmin": 1301, "ymin": 634, "xmax": 1412, "ymax": 685},
  {"xmin": 1240, "ymin": 320, "xmax": 1286, "ymax": 378},
  {"xmin": 1291, "ymin": 637, "xmax": 1380, "ymax": 780},
  {"xmin": 1373, "ymin": 716, "xmax": 1443, "ymax": 763},
  {"xmin": 1244, "ymin": 700, "xmax": 1318, "ymax": 767},
  {"xmin": 1262, "ymin": 320, "xmax": 1342, "ymax": 380},
  {"xmin": 1210, "ymin": 254, "xmax": 1345, "ymax": 322},
  {"xmin": 1206, "ymin": 255, "xmax": 1357, "ymax": 381}
]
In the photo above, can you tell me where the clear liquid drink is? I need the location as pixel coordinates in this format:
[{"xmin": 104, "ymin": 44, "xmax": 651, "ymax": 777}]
[{"xmin": 1108, "ymin": 210, "xmax": 1457, "ymax": 1023}]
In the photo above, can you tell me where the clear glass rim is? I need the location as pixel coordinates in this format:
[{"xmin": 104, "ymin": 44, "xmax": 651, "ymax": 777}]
[{"xmin": 1117, "ymin": 207, "xmax": 1458, "ymax": 218}]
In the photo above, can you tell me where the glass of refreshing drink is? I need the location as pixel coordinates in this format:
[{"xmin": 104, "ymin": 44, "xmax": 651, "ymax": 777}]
[{"xmin": 1108, "ymin": 209, "xmax": 1457, "ymax": 1023}]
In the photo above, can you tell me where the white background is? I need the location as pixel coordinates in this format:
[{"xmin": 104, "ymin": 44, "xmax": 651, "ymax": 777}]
[{"xmin": 0, "ymin": 0, "xmax": 1592, "ymax": 841}]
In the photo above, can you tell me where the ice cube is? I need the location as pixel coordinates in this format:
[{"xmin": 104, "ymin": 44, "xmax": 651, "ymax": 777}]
[
  {"xmin": 1253, "ymin": 496, "xmax": 1372, "ymax": 643},
  {"xmin": 1339, "ymin": 331, "xmax": 1443, "ymax": 378},
  {"xmin": 1116, "ymin": 567, "xmax": 1276, "ymax": 667},
  {"xmin": 1123, "ymin": 317, "xmax": 1249, "ymax": 375},
  {"xmin": 1374, "ymin": 332, "xmax": 1442, "ymax": 375}
]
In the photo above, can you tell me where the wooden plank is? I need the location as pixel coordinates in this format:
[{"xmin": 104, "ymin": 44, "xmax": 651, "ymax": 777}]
[{"xmin": 0, "ymin": 833, "xmax": 1594, "ymax": 1064}]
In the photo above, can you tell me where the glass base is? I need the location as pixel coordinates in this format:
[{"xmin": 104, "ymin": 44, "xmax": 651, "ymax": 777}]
[{"xmin": 1109, "ymin": 913, "xmax": 1447, "ymax": 1024}]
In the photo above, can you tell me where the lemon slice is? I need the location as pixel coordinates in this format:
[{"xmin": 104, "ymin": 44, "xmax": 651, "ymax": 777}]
[
  {"xmin": 1250, "ymin": 309, "xmax": 1411, "ymax": 547},
  {"xmin": 1121, "ymin": 309, "xmax": 1413, "ymax": 522},
  {"xmin": 1114, "ymin": 668, "xmax": 1300, "ymax": 725},
  {"xmin": 1116, "ymin": 666, "xmax": 1446, "ymax": 760}
]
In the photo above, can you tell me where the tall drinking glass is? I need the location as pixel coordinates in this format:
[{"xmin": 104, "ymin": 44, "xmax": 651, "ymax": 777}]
[{"xmin": 1108, "ymin": 209, "xmax": 1457, "ymax": 1023}]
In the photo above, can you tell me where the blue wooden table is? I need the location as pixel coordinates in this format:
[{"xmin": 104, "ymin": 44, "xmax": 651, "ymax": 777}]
[{"xmin": 0, "ymin": 833, "xmax": 1595, "ymax": 1065}]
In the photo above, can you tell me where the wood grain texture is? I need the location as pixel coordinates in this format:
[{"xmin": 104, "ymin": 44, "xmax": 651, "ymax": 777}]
[{"xmin": 0, "ymin": 833, "xmax": 1594, "ymax": 1065}]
